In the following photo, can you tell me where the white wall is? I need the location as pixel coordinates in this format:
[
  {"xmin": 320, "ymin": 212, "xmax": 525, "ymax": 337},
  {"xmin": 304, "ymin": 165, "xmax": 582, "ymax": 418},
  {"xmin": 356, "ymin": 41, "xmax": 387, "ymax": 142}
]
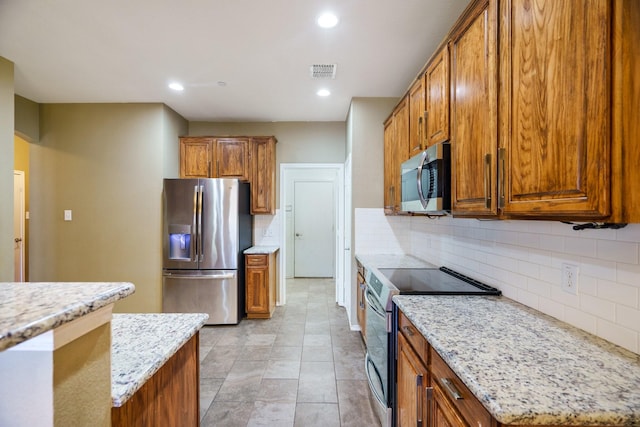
[{"xmin": 355, "ymin": 208, "xmax": 640, "ymax": 355}]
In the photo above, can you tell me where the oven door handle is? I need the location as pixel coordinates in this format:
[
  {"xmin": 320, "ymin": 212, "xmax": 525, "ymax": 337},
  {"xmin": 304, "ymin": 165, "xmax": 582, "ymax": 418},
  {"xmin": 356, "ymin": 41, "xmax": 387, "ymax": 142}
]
[
  {"xmin": 365, "ymin": 353, "xmax": 386, "ymax": 407},
  {"xmin": 364, "ymin": 287, "xmax": 387, "ymax": 319}
]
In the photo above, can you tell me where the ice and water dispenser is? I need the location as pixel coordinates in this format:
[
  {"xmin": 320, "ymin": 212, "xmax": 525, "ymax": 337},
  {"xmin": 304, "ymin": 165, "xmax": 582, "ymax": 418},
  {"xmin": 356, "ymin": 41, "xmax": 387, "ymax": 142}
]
[{"xmin": 168, "ymin": 224, "xmax": 192, "ymax": 260}]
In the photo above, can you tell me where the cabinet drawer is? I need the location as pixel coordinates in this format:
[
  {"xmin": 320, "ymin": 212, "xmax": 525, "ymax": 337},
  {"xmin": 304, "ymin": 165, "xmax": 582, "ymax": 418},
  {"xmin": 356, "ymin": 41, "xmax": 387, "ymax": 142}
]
[
  {"xmin": 430, "ymin": 348, "xmax": 493, "ymax": 427},
  {"xmin": 246, "ymin": 254, "xmax": 268, "ymax": 267},
  {"xmin": 398, "ymin": 311, "xmax": 428, "ymax": 361}
]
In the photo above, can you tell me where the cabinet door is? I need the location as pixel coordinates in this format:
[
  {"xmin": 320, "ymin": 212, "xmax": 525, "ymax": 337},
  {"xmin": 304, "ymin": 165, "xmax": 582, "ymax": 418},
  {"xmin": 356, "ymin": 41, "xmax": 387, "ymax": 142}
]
[
  {"xmin": 215, "ymin": 138, "xmax": 249, "ymax": 181},
  {"xmin": 180, "ymin": 137, "xmax": 212, "ymax": 178},
  {"xmin": 397, "ymin": 333, "xmax": 428, "ymax": 427},
  {"xmin": 499, "ymin": 0, "xmax": 611, "ymax": 218},
  {"xmin": 383, "ymin": 117, "xmax": 398, "ymax": 215},
  {"xmin": 384, "ymin": 96, "xmax": 409, "ymax": 215},
  {"xmin": 409, "ymin": 77, "xmax": 426, "ymax": 157},
  {"xmin": 356, "ymin": 272, "xmax": 366, "ymax": 342},
  {"xmin": 251, "ymin": 137, "xmax": 276, "ymax": 214},
  {"xmin": 246, "ymin": 256, "xmax": 268, "ymax": 315},
  {"xmin": 431, "ymin": 382, "xmax": 466, "ymax": 427},
  {"xmin": 425, "ymin": 46, "xmax": 450, "ymax": 147},
  {"xmin": 394, "ymin": 96, "xmax": 410, "ymax": 164},
  {"xmin": 450, "ymin": 0, "xmax": 499, "ymax": 217}
]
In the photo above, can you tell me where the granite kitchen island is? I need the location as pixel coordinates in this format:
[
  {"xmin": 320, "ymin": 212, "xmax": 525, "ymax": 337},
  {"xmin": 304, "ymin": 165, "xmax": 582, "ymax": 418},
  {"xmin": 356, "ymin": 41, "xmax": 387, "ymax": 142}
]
[
  {"xmin": 0, "ymin": 282, "xmax": 135, "ymax": 427},
  {"xmin": 0, "ymin": 282, "xmax": 208, "ymax": 427}
]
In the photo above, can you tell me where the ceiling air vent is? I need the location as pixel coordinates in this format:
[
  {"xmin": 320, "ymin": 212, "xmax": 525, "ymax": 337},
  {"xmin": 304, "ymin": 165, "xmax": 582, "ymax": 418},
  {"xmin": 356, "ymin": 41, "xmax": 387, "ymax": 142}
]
[{"xmin": 310, "ymin": 64, "xmax": 337, "ymax": 79}]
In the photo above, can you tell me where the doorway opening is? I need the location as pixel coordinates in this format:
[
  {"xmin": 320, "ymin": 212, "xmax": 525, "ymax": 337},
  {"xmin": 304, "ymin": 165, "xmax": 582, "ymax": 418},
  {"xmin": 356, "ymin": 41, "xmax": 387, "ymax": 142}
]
[
  {"xmin": 13, "ymin": 171, "xmax": 25, "ymax": 282},
  {"xmin": 279, "ymin": 164, "xmax": 345, "ymax": 307}
]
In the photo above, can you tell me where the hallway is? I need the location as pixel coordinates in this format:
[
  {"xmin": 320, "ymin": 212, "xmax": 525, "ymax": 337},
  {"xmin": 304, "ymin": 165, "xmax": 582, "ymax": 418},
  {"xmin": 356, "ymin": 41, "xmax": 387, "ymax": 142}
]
[{"xmin": 198, "ymin": 278, "xmax": 381, "ymax": 426}]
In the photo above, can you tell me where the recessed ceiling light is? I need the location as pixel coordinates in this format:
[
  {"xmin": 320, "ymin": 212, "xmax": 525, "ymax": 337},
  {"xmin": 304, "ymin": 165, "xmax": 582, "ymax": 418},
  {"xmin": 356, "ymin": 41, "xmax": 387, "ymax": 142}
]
[
  {"xmin": 317, "ymin": 89, "xmax": 331, "ymax": 97},
  {"xmin": 168, "ymin": 82, "xmax": 184, "ymax": 91},
  {"xmin": 317, "ymin": 12, "xmax": 338, "ymax": 28}
]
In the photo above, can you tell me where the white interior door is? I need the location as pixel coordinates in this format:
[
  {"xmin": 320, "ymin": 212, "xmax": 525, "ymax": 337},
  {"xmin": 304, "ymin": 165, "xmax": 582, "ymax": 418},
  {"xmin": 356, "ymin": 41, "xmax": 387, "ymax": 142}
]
[
  {"xmin": 294, "ymin": 181, "xmax": 334, "ymax": 277},
  {"xmin": 14, "ymin": 171, "xmax": 25, "ymax": 282}
]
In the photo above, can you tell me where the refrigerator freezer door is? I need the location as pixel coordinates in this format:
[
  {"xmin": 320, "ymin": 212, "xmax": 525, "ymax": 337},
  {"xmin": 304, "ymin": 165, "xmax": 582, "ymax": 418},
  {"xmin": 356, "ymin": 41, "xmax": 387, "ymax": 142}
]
[
  {"xmin": 163, "ymin": 179, "xmax": 199, "ymax": 270},
  {"xmin": 199, "ymin": 179, "xmax": 240, "ymax": 270},
  {"xmin": 163, "ymin": 270, "xmax": 239, "ymax": 325}
]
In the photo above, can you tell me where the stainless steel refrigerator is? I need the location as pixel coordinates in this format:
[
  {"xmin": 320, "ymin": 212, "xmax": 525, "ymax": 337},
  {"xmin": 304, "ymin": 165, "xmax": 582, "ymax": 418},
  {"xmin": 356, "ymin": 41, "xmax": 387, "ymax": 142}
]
[{"xmin": 162, "ymin": 178, "xmax": 252, "ymax": 325}]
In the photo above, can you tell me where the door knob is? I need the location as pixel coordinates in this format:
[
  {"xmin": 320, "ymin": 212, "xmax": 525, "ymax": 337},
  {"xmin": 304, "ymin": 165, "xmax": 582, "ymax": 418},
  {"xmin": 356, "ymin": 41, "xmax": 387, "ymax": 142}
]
[
  {"xmin": 295, "ymin": 233, "xmax": 302, "ymax": 237},
  {"xmin": 14, "ymin": 238, "xmax": 22, "ymax": 243}
]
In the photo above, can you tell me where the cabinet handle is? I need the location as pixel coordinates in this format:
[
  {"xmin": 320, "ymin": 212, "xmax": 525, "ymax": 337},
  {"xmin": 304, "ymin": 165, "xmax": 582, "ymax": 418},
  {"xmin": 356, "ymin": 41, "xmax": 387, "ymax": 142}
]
[
  {"xmin": 425, "ymin": 386, "xmax": 433, "ymax": 401},
  {"xmin": 416, "ymin": 374, "xmax": 424, "ymax": 426},
  {"xmin": 424, "ymin": 386, "xmax": 433, "ymax": 427},
  {"xmin": 441, "ymin": 378, "xmax": 463, "ymax": 400},
  {"xmin": 415, "ymin": 117, "xmax": 423, "ymax": 151},
  {"xmin": 484, "ymin": 153, "xmax": 492, "ymax": 209},
  {"xmin": 498, "ymin": 148, "xmax": 505, "ymax": 208},
  {"xmin": 402, "ymin": 325, "xmax": 415, "ymax": 336},
  {"xmin": 423, "ymin": 110, "xmax": 428, "ymax": 145}
]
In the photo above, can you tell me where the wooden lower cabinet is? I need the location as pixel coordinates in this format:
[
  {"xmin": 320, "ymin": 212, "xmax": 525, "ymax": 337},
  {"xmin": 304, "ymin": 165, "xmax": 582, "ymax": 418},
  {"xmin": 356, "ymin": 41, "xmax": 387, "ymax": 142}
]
[
  {"xmin": 245, "ymin": 252, "xmax": 277, "ymax": 319},
  {"xmin": 356, "ymin": 269, "xmax": 366, "ymax": 343},
  {"xmin": 432, "ymin": 382, "xmax": 467, "ymax": 427},
  {"xmin": 397, "ymin": 309, "xmax": 494, "ymax": 427},
  {"xmin": 397, "ymin": 332, "xmax": 429, "ymax": 427},
  {"xmin": 111, "ymin": 333, "xmax": 200, "ymax": 427}
]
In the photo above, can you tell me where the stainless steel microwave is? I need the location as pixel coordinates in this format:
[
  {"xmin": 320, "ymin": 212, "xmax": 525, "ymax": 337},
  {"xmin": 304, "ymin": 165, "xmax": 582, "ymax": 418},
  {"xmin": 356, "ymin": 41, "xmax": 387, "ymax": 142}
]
[{"xmin": 400, "ymin": 142, "xmax": 451, "ymax": 214}]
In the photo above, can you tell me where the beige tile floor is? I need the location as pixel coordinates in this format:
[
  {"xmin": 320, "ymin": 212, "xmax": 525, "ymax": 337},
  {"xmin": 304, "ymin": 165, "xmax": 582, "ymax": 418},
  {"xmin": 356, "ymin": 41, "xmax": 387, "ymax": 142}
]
[{"xmin": 198, "ymin": 278, "xmax": 382, "ymax": 427}]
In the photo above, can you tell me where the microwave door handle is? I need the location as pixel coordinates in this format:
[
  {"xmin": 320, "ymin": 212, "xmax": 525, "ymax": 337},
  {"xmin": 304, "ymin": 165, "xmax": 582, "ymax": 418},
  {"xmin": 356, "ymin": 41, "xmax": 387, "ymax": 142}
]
[
  {"xmin": 416, "ymin": 150, "xmax": 429, "ymax": 209},
  {"xmin": 197, "ymin": 185, "xmax": 204, "ymax": 262}
]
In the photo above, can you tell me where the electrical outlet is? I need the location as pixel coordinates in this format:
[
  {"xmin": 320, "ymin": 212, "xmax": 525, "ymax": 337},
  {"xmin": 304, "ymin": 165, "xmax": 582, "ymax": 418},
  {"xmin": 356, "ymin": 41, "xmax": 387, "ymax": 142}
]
[
  {"xmin": 263, "ymin": 228, "xmax": 274, "ymax": 237},
  {"xmin": 561, "ymin": 263, "xmax": 579, "ymax": 295}
]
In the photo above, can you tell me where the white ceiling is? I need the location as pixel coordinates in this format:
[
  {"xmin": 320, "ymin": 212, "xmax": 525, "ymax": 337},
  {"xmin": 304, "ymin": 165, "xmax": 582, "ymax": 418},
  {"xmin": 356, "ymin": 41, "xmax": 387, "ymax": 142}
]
[{"xmin": 0, "ymin": 0, "xmax": 470, "ymax": 122}]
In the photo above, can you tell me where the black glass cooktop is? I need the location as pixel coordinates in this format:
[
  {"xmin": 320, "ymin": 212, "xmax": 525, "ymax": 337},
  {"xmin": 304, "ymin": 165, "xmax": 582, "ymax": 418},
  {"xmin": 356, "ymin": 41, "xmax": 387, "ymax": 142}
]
[{"xmin": 376, "ymin": 266, "xmax": 501, "ymax": 295}]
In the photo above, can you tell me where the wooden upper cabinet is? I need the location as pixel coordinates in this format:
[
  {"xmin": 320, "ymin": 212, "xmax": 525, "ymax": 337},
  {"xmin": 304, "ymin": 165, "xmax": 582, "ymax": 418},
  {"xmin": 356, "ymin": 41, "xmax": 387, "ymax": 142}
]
[
  {"xmin": 179, "ymin": 136, "xmax": 277, "ymax": 215},
  {"xmin": 383, "ymin": 117, "xmax": 398, "ymax": 215},
  {"xmin": 384, "ymin": 98, "xmax": 408, "ymax": 215},
  {"xmin": 394, "ymin": 96, "xmax": 410, "ymax": 164},
  {"xmin": 450, "ymin": 0, "xmax": 499, "ymax": 217},
  {"xmin": 498, "ymin": 0, "xmax": 611, "ymax": 218},
  {"xmin": 251, "ymin": 137, "xmax": 276, "ymax": 214},
  {"xmin": 180, "ymin": 137, "xmax": 212, "ymax": 178},
  {"xmin": 214, "ymin": 138, "xmax": 249, "ymax": 181},
  {"xmin": 424, "ymin": 45, "xmax": 450, "ymax": 147},
  {"xmin": 408, "ymin": 77, "xmax": 426, "ymax": 158}
]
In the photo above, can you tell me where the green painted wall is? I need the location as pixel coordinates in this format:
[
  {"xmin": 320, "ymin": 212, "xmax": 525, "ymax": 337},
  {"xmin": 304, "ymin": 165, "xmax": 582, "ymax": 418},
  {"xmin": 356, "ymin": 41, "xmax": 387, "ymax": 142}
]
[
  {"xmin": 15, "ymin": 95, "xmax": 39, "ymax": 142},
  {"xmin": 29, "ymin": 103, "xmax": 186, "ymax": 312},
  {"xmin": 0, "ymin": 57, "xmax": 14, "ymax": 281}
]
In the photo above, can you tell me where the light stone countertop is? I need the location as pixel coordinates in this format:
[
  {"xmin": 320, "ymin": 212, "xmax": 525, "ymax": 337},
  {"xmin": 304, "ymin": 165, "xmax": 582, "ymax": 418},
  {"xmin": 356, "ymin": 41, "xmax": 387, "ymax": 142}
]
[
  {"xmin": 394, "ymin": 295, "xmax": 640, "ymax": 426},
  {"xmin": 0, "ymin": 282, "xmax": 135, "ymax": 351},
  {"xmin": 244, "ymin": 245, "xmax": 280, "ymax": 254},
  {"xmin": 111, "ymin": 313, "xmax": 208, "ymax": 407}
]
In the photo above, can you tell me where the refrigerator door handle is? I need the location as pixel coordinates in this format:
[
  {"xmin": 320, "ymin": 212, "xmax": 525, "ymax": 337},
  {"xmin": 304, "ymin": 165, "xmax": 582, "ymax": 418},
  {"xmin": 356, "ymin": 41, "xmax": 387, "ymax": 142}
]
[
  {"xmin": 192, "ymin": 185, "xmax": 199, "ymax": 263},
  {"xmin": 197, "ymin": 184, "xmax": 204, "ymax": 262},
  {"xmin": 163, "ymin": 272, "xmax": 236, "ymax": 280}
]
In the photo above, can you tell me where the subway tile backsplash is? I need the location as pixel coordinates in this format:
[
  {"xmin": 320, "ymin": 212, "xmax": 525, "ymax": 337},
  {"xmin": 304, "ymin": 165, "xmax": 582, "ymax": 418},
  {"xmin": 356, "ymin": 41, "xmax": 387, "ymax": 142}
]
[{"xmin": 355, "ymin": 208, "xmax": 640, "ymax": 354}]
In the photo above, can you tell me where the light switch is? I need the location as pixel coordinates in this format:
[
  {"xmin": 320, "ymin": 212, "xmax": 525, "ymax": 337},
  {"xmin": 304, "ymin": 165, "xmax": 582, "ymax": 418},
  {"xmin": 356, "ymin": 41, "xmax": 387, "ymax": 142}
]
[{"xmin": 64, "ymin": 210, "xmax": 72, "ymax": 221}]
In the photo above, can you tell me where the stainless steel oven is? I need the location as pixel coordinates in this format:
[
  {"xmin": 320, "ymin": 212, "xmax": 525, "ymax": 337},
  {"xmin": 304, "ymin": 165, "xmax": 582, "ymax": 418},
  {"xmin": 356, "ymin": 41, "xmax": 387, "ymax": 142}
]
[
  {"xmin": 363, "ymin": 265, "xmax": 501, "ymax": 427},
  {"xmin": 364, "ymin": 279, "xmax": 393, "ymax": 426}
]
